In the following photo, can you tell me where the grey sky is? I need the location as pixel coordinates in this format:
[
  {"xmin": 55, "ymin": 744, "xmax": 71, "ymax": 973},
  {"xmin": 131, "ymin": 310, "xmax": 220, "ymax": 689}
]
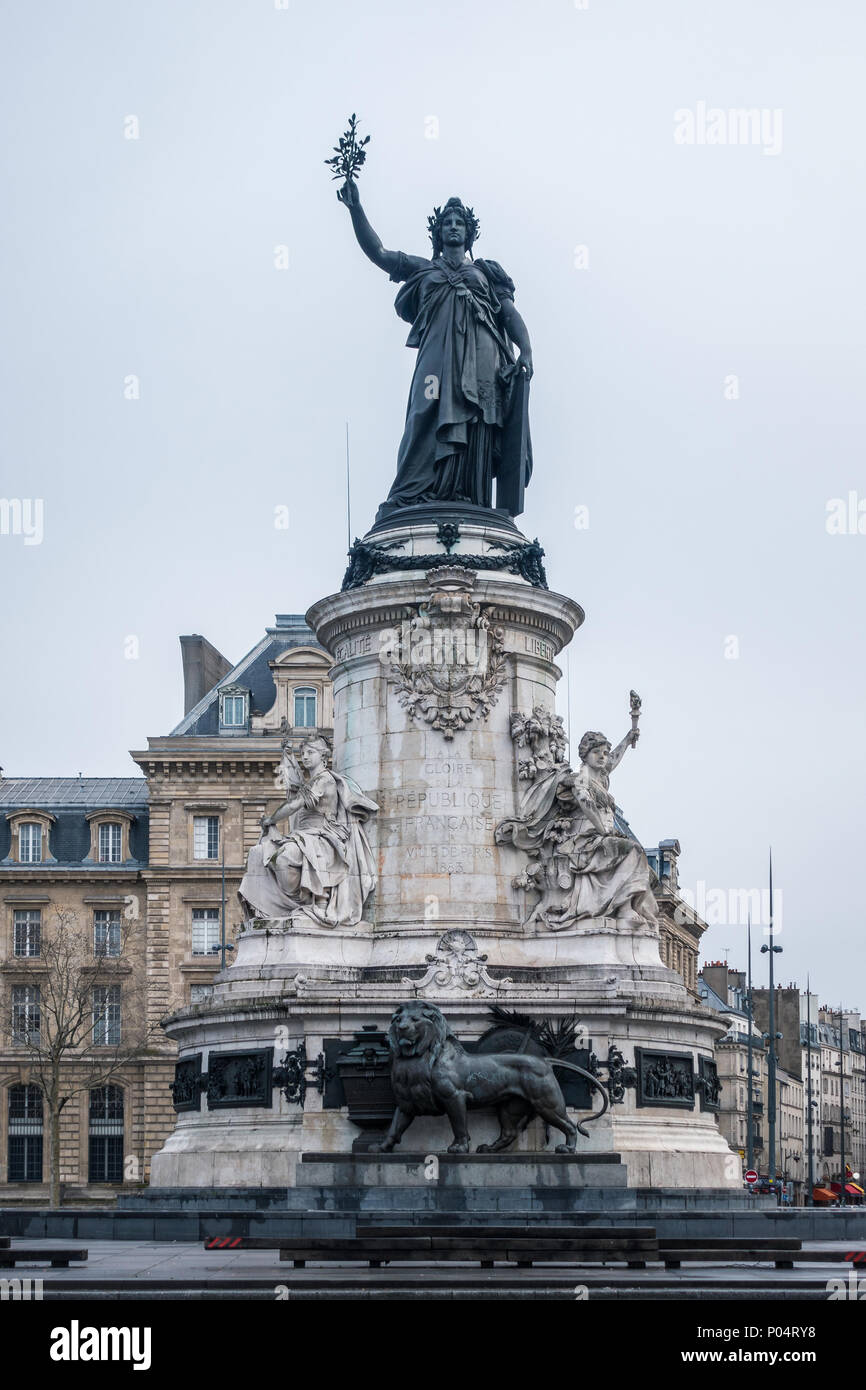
[{"xmin": 1, "ymin": 0, "xmax": 864, "ymax": 1003}]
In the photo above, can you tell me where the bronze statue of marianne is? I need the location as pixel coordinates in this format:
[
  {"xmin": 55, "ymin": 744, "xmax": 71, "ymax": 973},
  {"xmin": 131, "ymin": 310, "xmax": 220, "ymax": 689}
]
[{"xmin": 338, "ymin": 180, "xmax": 534, "ymax": 522}]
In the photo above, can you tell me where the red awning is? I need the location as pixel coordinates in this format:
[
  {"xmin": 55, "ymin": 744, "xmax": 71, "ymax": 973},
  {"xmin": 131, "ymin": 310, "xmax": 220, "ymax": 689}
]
[
  {"xmin": 829, "ymin": 1182, "xmax": 863, "ymax": 1197},
  {"xmin": 813, "ymin": 1187, "xmax": 837, "ymax": 1202}
]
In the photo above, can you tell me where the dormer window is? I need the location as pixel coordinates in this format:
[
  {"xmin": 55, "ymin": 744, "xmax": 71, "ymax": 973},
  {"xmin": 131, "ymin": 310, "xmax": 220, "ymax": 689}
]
[
  {"xmin": 4, "ymin": 811, "xmax": 56, "ymax": 866},
  {"xmin": 98, "ymin": 823, "xmax": 122, "ymax": 864},
  {"xmin": 19, "ymin": 823, "xmax": 42, "ymax": 863},
  {"xmin": 84, "ymin": 811, "xmax": 133, "ymax": 865},
  {"xmin": 293, "ymin": 687, "xmax": 317, "ymax": 728},
  {"xmin": 220, "ymin": 687, "xmax": 249, "ymax": 731}
]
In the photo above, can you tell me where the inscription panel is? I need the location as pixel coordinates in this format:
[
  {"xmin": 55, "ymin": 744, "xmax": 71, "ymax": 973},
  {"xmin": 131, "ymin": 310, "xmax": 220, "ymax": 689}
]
[
  {"xmin": 334, "ymin": 634, "xmax": 373, "ymax": 663},
  {"xmin": 523, "ymin": 635, "xmax": 555, "ymax": 662}
]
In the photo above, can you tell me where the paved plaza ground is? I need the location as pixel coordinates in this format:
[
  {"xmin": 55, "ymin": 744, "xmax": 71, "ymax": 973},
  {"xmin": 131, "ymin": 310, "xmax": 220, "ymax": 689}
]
[{"xmin": 2, "ymin": 1237, "xmax": 862, "ymax": 1299}]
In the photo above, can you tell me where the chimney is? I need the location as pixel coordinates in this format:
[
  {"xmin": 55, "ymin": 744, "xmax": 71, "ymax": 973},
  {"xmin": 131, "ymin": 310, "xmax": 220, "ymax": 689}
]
[
  {"xmin": 701, "ymin": 962, "xmax": 731, "ymax": 1004},
  {"xmin": 658, "ymin": 838, "xmax": 681, "ymax": 890},
  {"xmin": 180, "ymin": 635, "xmax": 233, "ymax": 716}
]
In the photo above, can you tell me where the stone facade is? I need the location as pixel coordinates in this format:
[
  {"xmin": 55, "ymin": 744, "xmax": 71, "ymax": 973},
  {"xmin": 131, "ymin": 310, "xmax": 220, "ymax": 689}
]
[
  {"xmin": 0, "ymin": 614, "xmax": 333, "ymax": 1197},
  {"xmin": 648, "ymin": 840, "xmax": 702, "ymax": 995},
  {"xmin": 0, "ymin": 778, "xmax": 150, "ymax": 1197}
]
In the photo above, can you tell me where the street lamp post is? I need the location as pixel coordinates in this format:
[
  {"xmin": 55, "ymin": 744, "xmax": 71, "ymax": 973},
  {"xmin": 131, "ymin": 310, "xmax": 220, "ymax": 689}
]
[
  {"xmin": 761, "ymin": 850, "xmax": 783, "ymax": 1187},
  {"xmin": 746, "ymin": 917, "xmax": 754, "ymax": 1174},
  {"xmin": 839, "ymin": 1006, "xmax": 847, "ymax": 1208},
  {"xmin": 805, "ymin": 979, "xmax": 815, "ymax": 1207}
]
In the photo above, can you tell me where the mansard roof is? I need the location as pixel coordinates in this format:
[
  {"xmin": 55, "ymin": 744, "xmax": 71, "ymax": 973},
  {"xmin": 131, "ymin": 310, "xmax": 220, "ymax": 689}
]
[
  {"xmin": 169, "ymin": 614, "xmax": 327, "ymax": 738},
  {"xmin": 0, "ymin": 777, "xmax": 149, "ymax": 866},
  {"xmin": 0, "ymin": 777, "xmax": 147, "ymax": 809}
]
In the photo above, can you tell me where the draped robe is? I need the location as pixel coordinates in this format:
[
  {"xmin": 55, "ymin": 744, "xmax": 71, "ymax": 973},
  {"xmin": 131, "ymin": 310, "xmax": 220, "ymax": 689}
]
[{"xmin": 375, "ymin": 254, "xmax": 532, "ymax": 516}]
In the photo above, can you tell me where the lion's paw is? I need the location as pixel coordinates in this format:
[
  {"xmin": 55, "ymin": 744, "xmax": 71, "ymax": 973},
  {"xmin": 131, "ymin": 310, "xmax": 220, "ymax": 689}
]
[
  {"xmin": 447, "ymin": 1141, "xmax": 470, "ymax": 1154},
  {"xmin": 554, "ymin": 1143, "xmax": 576, "ymax": 1155},
  {"xmin": 476, "ymin": 1144, "xmax": 492, "ymax": 1154}
]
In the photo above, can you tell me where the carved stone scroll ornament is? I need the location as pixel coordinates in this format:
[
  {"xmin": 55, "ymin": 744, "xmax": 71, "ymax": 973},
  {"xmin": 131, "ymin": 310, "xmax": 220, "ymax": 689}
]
[
  {"xmin": 402, "ymin": 930, "xmax": 512, "ymax": 995},
  {"xmin": 495, "ymin": 700, "xmax": 660, "ymax": 933},
  {"xmin": 385, "ymin": 568, "xmax": 506, "ymax": 740}
]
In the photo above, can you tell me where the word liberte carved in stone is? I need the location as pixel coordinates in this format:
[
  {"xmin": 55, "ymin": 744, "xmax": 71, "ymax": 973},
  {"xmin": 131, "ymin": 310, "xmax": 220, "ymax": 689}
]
[
  {"xmin": 384, "ymin": 568, "xmax": 506, "ymax": 740},
  {"xmin": 495, "ymin": 702, "xmax": 661, "ymax": 933}
]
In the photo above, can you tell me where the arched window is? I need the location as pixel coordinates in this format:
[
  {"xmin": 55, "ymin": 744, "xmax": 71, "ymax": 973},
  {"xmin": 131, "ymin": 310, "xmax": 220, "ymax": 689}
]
[
  {"xmin": 89, "ymin": 1086, "xmax": 124, "ymax": 1183},
  {"xmin": 98, "ymin": 822, "xmax": 122, "ymax": 863},
  {"xmin": 293, "ymin": 687, "xmax": 317, "ymax": 728},
  {"xmin": 8, "ymin": 1084, "xmax": 43, "ymax": 1182},
  {"xmin": 18, "ymin": 822, "xmax": 42, "ymax": 863}
]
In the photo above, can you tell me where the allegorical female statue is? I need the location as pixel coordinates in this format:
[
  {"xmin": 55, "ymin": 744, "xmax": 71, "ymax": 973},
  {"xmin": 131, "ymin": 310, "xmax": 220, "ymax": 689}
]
[
  {"xmin": 238, "ymin": 736, "xmax": 378, "ymax": 927},
  {"xmin": 496, "ymin": 701, "xmax": 659, "ymax": 932},
  {"xmin": 337, "ymin": 169, "xmax": 534, "ymax": 521}
]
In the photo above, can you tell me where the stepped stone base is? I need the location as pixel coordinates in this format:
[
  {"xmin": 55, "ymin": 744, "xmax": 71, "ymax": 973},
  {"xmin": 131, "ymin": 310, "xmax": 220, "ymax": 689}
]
[{"xmin": 297, "ymin": 1150, "xmax": 628, "ymax": 1190}]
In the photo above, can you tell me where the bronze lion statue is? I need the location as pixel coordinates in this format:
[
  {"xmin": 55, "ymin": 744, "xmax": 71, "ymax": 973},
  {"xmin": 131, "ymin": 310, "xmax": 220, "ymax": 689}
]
[{"xmin": 375, "ymin": 1001, "xmax": 608, "ymax": 1154}]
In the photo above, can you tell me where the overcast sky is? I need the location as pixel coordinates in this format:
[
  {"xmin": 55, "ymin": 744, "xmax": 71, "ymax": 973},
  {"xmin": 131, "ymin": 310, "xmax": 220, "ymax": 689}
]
[{"xmin": 1, "ymin": 1, "xmax": 864, "ymax": 1006}]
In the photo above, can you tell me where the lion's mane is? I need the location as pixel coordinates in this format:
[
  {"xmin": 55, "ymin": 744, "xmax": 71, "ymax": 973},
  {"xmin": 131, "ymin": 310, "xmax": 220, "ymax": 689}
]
[{"xmin": 387, "ymin": 1002, "xmax": 460, "ymax": 1114}]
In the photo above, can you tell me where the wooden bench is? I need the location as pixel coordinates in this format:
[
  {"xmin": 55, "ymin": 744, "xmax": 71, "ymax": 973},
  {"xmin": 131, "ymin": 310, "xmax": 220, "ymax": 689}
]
[
  {"xmin": 0, "ymin": 1245, "xmax": 88, "ymax": 1268},
  {"xmin": 208, "ymin": 1226, "xmax": 659, "ymax": 1269},
  {"xmin": 656, "ymin": 1238, "xmax": 857, "ymax": 1270}
]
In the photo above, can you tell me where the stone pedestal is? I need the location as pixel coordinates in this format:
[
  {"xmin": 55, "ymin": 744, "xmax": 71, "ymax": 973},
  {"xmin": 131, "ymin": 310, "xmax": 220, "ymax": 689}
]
[{"xmin": 148, "ymin": 511, "xmax": 739, "ymax": 1196}]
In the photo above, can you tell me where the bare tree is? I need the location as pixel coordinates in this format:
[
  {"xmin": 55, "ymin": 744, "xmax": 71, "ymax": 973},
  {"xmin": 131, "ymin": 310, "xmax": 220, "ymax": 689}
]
[{"xmin": 6, "ymin": 903, "xmax": 170, "ymax": 1206}]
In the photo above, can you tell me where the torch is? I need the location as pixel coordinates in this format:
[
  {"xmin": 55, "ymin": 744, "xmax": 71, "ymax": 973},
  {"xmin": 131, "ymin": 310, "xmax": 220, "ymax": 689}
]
[{"xmin": 629, "ymin": 690, "xmax": 642, "ymax": 746}]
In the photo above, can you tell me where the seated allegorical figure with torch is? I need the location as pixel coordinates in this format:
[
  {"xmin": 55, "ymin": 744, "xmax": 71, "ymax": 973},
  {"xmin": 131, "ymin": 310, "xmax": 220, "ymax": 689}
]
[{"xmin": 496, "ymin": 693, "xmax": 659, "ymax": 932}]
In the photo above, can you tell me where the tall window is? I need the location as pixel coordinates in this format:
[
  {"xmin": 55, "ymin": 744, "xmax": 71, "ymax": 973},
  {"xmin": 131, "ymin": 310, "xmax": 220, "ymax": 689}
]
[
  {"xmin": 98, "ymin": 822, "xmax": 122, "ymax": 863},
  {"xmin": 7, "ymin": 1084, "xmax": 43, "ymax": 1182},
  {"xmin": 13, "ymin": 908, "xmax": 41, "ymax": 958},
  {"xmin": 18, "ymin": 823, "xmax": 42, "ymax": 863},
  {"xmin": 221, "ymin": 693, "xmax": 246, "ymax": 727},
  {"xmin": 88, "ymin": 1086, "xmax": 124, "ymax": 1183},
  {"xmin": 12, "ymin": 985, "xmax": 40, "ymax": 1044},
  {"xmin": 191, "ymin": 908, "xmax": 220, "ymax": 957},
  {"xmin": 193, "ymin": 816, "xmax": 219, "ymax": 861},
  {"xmin": 293, "ymin": 687, "xmax": 317, "ymax": 728},
  {"xmin": 92, "ymin": 986, "xmax": 121, "ymax": 1046},
  {"xmin": 94, "ymin": 909, "xmax": 122, "ymax": 958}
]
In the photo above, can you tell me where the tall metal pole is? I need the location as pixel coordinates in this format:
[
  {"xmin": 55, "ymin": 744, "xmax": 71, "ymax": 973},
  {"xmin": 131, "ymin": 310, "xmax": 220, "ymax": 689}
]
[
  {"xmin": 806, "ymin": 977, "xmax": 814, "ymax": 1207},
  {"xmin": 220, "ymin": 831, "xmax": 227, "ymax": 971},
  {"xmin": 766, "ymin": 850, "xmax": 777, "ymax": 1187},
  {"xmin": 839, "ymin": 1005, "xmax": 847, "ymax": 1208},
  {"xmin": 345, "ymin": 421, "xmax": 352, "ymax": 549},
  {"xmin": 746, "ymin": 915, "xmax": 754, "ymax": 1173}
]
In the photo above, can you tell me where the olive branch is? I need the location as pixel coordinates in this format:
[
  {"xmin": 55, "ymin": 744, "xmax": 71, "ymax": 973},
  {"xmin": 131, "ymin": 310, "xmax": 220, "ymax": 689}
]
[{"xmin": 324, "ymin": 113, "xmax": 371, "ymax": 183}]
